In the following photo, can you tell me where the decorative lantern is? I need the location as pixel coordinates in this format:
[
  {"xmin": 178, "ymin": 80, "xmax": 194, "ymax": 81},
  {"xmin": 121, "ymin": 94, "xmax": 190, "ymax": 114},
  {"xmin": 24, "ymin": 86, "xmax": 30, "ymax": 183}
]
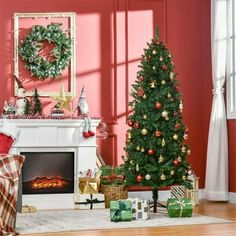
[{"xmin": 185, "ymin": 171, "xmax": 200, "ymax": 206}]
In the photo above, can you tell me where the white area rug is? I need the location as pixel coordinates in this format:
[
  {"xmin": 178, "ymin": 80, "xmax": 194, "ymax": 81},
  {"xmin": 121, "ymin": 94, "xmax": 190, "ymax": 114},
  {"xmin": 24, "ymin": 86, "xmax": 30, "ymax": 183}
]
[{"xmin": 16, "ymin": 209, "xmax": 230, "ymax": 234}]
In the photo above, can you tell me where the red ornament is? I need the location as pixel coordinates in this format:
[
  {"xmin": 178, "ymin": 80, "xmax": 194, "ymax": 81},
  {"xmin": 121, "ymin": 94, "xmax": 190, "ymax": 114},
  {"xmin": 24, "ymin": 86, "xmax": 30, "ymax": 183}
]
[
  {"xmin": 147, "ymin": 149, "xmax": 155, "ymax": 156},
  {"xmin": 137, "ymin": 88, "xmax": 144, "ymax": 97},
  {"xmin": 136, "ymin": 175, "xmax": 143, "ymax": 182},
  {"xmin": 175, "ymin": 123, "xmax": 180, "ymax": 129},
  {"xmin": 155, "ymin": 102, "xmax": 162, "ymax": 109},
  {"xmin": 185, "ymin": 128, "xmax": 189, "ymax": 134},
  {"xmin": 134, "ymin": 122, "xmax": 141, "ymax": 129},
  {"xmin": 173, "ymin": 160, "xmax": 179, "ymax": 166},
  {"xmin": 155, "ymin": 130, "xmax": 162, "ymax": 137},
  {"xmin": 162, "ymin": 65, "xmax": 167, "ymax": 71},
  {"xmin": 139, "ymin": 76, "xmax": 145, "ymax": 81},
  {"xmin": 127, "ymin": 120, "xmax": 133, "ymax": 127}
]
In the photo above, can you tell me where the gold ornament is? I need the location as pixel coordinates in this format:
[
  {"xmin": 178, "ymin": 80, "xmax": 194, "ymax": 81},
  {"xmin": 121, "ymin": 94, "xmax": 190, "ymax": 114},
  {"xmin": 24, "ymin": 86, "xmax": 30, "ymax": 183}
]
[
  {"xmin": 161, "ymin": 138, "xmax": 166, "ymax": 146},
  {"xmin": 170, "ymin": 72, "xmax": 175, "ymax": 80},
  {"xmin": 167, "ymin": 93, "xmax": 172, "ymax": 98},
  {"xmin": 181, "ymin": 146, "xmax": 186, "ymax": 153},
  {"xmin": 51, "ymin": 85, "xmax": 73, "ymax": 111},
  {"xmin": 182, "ymin": 175, "xmax": 187, "ymax": 181},
  {"xmin": 150, "ymin": 81, "xmax": 156, "ymax": 88},
  {"xmin": 183, "ymin": 134, "xmax": 188, "ymax": 140},
  {"xmin": 187, "ymin": 149, "xmax": 191, "ymax": 155},
  {"xmin": 177, "ymin": 156, "xmax": 182, "ymax": 162},
  {"xmin": 143, "ymin": 94, "xmax": 147, "ymax": 99},
  {"xmin": 158, "ymin": 154, "xmax": 164, "ymax": 163},
  {"xmin": 161, "ymin": 110, "xmax": 168, "ymax": 117},
  {"xmin": 123, "ymin": 156, "xmax": 129, "ymax": 162},
  {"xmin": 161, "ymin": 80, "xmax": 166, "ymax": 85},
  {"xmin": 130, "ymin": 160, "xmax": 134, "ymax": 165},
  {"xmin": 179, "ymin": 100, "xmax": 183, "ymax": 112},
  {"xmin": 141, "ymin": 128, "xmax": 148, "ymax": 135},
  {"xmin": 136, "ymin": 146, "xmax": 141, "ymax": 151},
  {"xmin": 152, "ymin": 50, "xmax": 157, "ymax": 55},
  {"xmin": 143, "ymin": 114, "xmax": 147, "ymax": 119},
  {"xmin": 153, "ymin": 66, "xmax": 156, "ymax": 70},
  {"xmin": 173, "ymin": 134, "xmax": 178, "ymax": 140},
  {"xmin": 141, "ymin": 148, "xmax": 145, "ymax": 152},
  {"xmin": 159, "ymin": 56, "xmax": 163, "ymax": 61},
  {"xmin": 165, "ymin": 117, "xmax": 169, "ymax": 121},
  {"xmin": 160, "ymin": 173, "xmax": 166, "ymax": 180},
  {"xmin": 132, "ymin": 102, "xmax": 136, "ymax": 109},
  {"xmin": 136, "ymin": 164, "xmax": 139, "ymax": 171},
  {"xmin": 170, "ymin": 170, "xmax": 175, "ymax": 175}
]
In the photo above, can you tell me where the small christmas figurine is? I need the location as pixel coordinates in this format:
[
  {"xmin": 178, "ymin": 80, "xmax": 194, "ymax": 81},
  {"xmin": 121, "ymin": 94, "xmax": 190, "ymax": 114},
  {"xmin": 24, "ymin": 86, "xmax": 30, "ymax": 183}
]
[
  {"xmin": 76, "ymin": 87, "xmax": 94, "ymax": 138},
  {"xmin": 12, "ymin": 74, "xmax": 27, "ymax": 115},
  {"xmin": 2, "ymin": 100, "xmax": 16, "ymax": 115},
  {"xmin": 32, "ymin": 88, "xmax": 42, "ymax": 115}
]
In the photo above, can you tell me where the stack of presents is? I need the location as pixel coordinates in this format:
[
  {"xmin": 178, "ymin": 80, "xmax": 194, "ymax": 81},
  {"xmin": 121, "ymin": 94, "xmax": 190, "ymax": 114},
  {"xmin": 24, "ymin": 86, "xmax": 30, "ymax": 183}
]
[{"xmin": 75, "ymin": 165, "xmax": 199, "ymax": 221}]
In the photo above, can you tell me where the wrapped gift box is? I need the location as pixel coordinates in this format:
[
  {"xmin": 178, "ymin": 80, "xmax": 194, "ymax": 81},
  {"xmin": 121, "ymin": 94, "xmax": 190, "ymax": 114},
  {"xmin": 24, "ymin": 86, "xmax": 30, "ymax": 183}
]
[
  {"xmin": 170, "ymin": 185, "xmax": 185, "ymax": 199},
  {"xmin": 79, "ymin": 177, "xmax": 100, "ymax": 194},
  {"xmin": 167, "ymin": 198, "xmax": 193, "ymax": 218},
  {"xmin": 129, "ymin": 198, "xmax": 150, "ymax": 220},
  {"xmin": 185, "ymin": 189, "xmax": 199, "ymax": 206},
  {"xmin": 110, "ymin": 200, "xmax": 132, "ymax": 222},
  {"xmin": 104, "ymin": 184, "xmax": 128, "ymax": 208},
  {"xmin": 75, "ymin": 193, "xmax": 105, "ymax": 209}
]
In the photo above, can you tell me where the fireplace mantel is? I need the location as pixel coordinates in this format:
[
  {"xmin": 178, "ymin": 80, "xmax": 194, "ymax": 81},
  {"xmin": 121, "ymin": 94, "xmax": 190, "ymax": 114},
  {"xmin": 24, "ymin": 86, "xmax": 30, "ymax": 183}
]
[{"xmin": 0, "ymin": 118, "xmax": 101, "ymax": 209}]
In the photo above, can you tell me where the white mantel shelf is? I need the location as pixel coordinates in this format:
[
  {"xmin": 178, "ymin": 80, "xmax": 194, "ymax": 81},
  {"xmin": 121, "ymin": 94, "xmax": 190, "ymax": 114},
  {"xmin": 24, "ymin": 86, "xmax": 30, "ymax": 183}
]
[{"xmin": 0, "ymin": 118, "xmax": 101, "ymax": 209}]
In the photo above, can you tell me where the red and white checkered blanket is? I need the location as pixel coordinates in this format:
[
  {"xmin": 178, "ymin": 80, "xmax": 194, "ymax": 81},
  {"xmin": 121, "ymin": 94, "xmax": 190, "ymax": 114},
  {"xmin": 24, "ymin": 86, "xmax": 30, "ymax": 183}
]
[{"xmin": 0, "ymin": 154, "xmax": 25, "ymax": 236}]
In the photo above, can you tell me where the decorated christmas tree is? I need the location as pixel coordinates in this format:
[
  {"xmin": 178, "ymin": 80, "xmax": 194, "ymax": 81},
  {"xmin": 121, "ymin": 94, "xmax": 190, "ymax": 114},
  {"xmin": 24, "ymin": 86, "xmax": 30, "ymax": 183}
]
[
  {"xmin": 32, "ymin": 88, "xmax": 42, "ymax": 115},
  {"xmin": 123, "ymin": 29, "xmax": 192, "ymax": 212}
]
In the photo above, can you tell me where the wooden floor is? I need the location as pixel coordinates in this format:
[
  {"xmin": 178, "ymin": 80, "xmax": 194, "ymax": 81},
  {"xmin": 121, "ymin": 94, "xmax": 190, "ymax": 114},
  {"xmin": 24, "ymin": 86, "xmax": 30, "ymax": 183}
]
[{"xmin": 21, "ymin": 201, "xmax": 236, "ymax": 236}]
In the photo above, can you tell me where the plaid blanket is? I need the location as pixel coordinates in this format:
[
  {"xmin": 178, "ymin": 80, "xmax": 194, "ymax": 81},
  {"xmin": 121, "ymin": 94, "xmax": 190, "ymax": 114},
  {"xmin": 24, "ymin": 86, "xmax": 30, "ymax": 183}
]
[{"xmin": 0, "ymin": 154, "xmax": 25, "ymax": 236}]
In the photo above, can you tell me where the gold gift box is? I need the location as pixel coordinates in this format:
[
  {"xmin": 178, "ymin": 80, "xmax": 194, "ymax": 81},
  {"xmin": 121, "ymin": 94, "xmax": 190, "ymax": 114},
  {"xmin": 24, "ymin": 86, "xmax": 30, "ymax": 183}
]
[{"xmin": 79, "ymin": 177, "xmax": 100, "ymax": 194}]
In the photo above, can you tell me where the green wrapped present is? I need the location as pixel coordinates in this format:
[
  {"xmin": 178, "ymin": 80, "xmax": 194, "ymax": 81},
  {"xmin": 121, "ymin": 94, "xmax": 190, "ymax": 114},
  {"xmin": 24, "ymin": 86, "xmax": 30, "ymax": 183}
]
[
  {"xmin": 100, "ymin": 166, "xmax": 113, "ymax": 185},
  {"xmin": 110, "ymin": 200, "xmax": 132, "ymax": 222},
  {"xmin": 167, "ymin": 198, "xmax": 193, "ymax": 217},
  {"xmin": 100, "ymin": 165, "xmax": 125, "ymax": 185}
]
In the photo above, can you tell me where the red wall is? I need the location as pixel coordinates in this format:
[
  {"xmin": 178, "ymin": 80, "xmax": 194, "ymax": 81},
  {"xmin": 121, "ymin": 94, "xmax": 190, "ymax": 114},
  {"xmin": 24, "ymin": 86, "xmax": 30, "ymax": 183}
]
[{"xmin": 0, "ymin": 0, "xmax": 234, "ymax": 191}]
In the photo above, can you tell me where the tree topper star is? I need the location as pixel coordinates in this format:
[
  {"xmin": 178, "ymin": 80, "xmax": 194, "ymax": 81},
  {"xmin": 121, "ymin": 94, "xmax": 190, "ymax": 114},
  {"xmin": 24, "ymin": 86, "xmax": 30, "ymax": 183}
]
[{"xmin": 51, "ymin": 86, "xmax": 73, "ymax": 111}]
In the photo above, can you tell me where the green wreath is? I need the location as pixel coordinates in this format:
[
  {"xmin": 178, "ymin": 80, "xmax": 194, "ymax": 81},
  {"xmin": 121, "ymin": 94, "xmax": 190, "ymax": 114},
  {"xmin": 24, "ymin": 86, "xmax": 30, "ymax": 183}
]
[{"xmin": 19, "ymin": 23, "xmax": 72, "ymax": 79}]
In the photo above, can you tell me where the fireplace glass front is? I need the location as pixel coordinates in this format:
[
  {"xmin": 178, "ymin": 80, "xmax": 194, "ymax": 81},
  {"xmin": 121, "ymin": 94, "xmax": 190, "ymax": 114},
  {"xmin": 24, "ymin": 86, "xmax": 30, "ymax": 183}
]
[{"xmin": 21, "ymin": 152, "xmax": 74, "ymax": 194}]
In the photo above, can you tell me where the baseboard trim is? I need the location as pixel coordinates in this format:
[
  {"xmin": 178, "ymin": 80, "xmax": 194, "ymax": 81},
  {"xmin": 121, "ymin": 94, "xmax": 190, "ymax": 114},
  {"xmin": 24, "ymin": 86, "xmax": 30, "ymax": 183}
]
[{"xmin": 229, "ymin": 192, "xmax": 236, "ymax": 204}]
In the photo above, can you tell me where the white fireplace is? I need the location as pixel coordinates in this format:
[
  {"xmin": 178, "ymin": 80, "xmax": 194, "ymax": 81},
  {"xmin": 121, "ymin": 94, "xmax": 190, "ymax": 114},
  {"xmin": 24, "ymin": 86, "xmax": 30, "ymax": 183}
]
[{"xmin": 0, "ymin": 119, "xmax": 100, "ymax": 209}]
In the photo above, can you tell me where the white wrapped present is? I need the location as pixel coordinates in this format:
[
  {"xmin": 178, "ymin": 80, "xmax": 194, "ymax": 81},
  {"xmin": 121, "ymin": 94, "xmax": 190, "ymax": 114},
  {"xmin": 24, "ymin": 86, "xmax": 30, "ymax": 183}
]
[
  {"xmin": 75, "ymin": 193, "xmax": 105, "ymax": 209},
  {"xmin": 170, "ymin": 185, "xmax": 185, "ymax": 199},
  {"xmin": 129, "ymin": 198, "xmax": 150, "ymax": 220}
]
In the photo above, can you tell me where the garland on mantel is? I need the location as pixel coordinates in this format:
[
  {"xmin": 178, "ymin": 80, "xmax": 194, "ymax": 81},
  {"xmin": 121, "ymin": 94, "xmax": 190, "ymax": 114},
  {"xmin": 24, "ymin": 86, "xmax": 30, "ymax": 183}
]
[
  {"xmin": 0, "ymin": 115, "xmax": 101, "ymax": 120},
  {"xmin": 19, "ymin": 23, "xmax": 72, "ymax": 79}
]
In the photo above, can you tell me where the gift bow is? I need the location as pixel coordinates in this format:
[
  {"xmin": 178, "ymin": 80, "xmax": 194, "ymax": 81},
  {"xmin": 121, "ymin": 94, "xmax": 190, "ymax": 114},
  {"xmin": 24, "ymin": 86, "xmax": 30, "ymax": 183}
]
[
  {"xmin": 168, "ymin": 199, "xmax": 191, "ymax": 217},
  {"xmin": 77, "ymin": 194, "xmax": 104, "ymax": 209}
]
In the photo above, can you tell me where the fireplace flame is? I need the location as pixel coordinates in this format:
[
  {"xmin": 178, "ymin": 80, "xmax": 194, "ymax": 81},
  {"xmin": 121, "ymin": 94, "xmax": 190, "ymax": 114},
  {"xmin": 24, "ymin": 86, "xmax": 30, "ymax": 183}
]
[{"xmin": 31, "ymin": 177, "xmax": 68, "ymax": 189}]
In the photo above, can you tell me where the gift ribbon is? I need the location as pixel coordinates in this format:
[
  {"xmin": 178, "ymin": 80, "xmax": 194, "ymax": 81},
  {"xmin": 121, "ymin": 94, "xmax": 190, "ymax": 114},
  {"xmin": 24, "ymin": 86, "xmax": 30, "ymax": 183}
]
[
  {"xmin": 75, "ymin": 194, "xmax": 104, "ymax": 209},
  {"xmin": 111, "ymin": 201, "xmax": 131, "ymax": 222},
  {"xmin": 168, "ymin": 199, "xmax": 192, "ymax": 217},
  {"xmin": 101, "ymin": 174, "xmax": 124, "ymax": 182}
]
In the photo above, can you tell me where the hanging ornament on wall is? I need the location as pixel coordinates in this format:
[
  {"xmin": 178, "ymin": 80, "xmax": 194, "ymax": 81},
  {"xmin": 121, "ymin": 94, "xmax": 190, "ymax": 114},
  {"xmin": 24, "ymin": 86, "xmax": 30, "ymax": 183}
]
[{"xmin": 145, "ymin": 173, "xmax": 151, "ymax": 180}]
